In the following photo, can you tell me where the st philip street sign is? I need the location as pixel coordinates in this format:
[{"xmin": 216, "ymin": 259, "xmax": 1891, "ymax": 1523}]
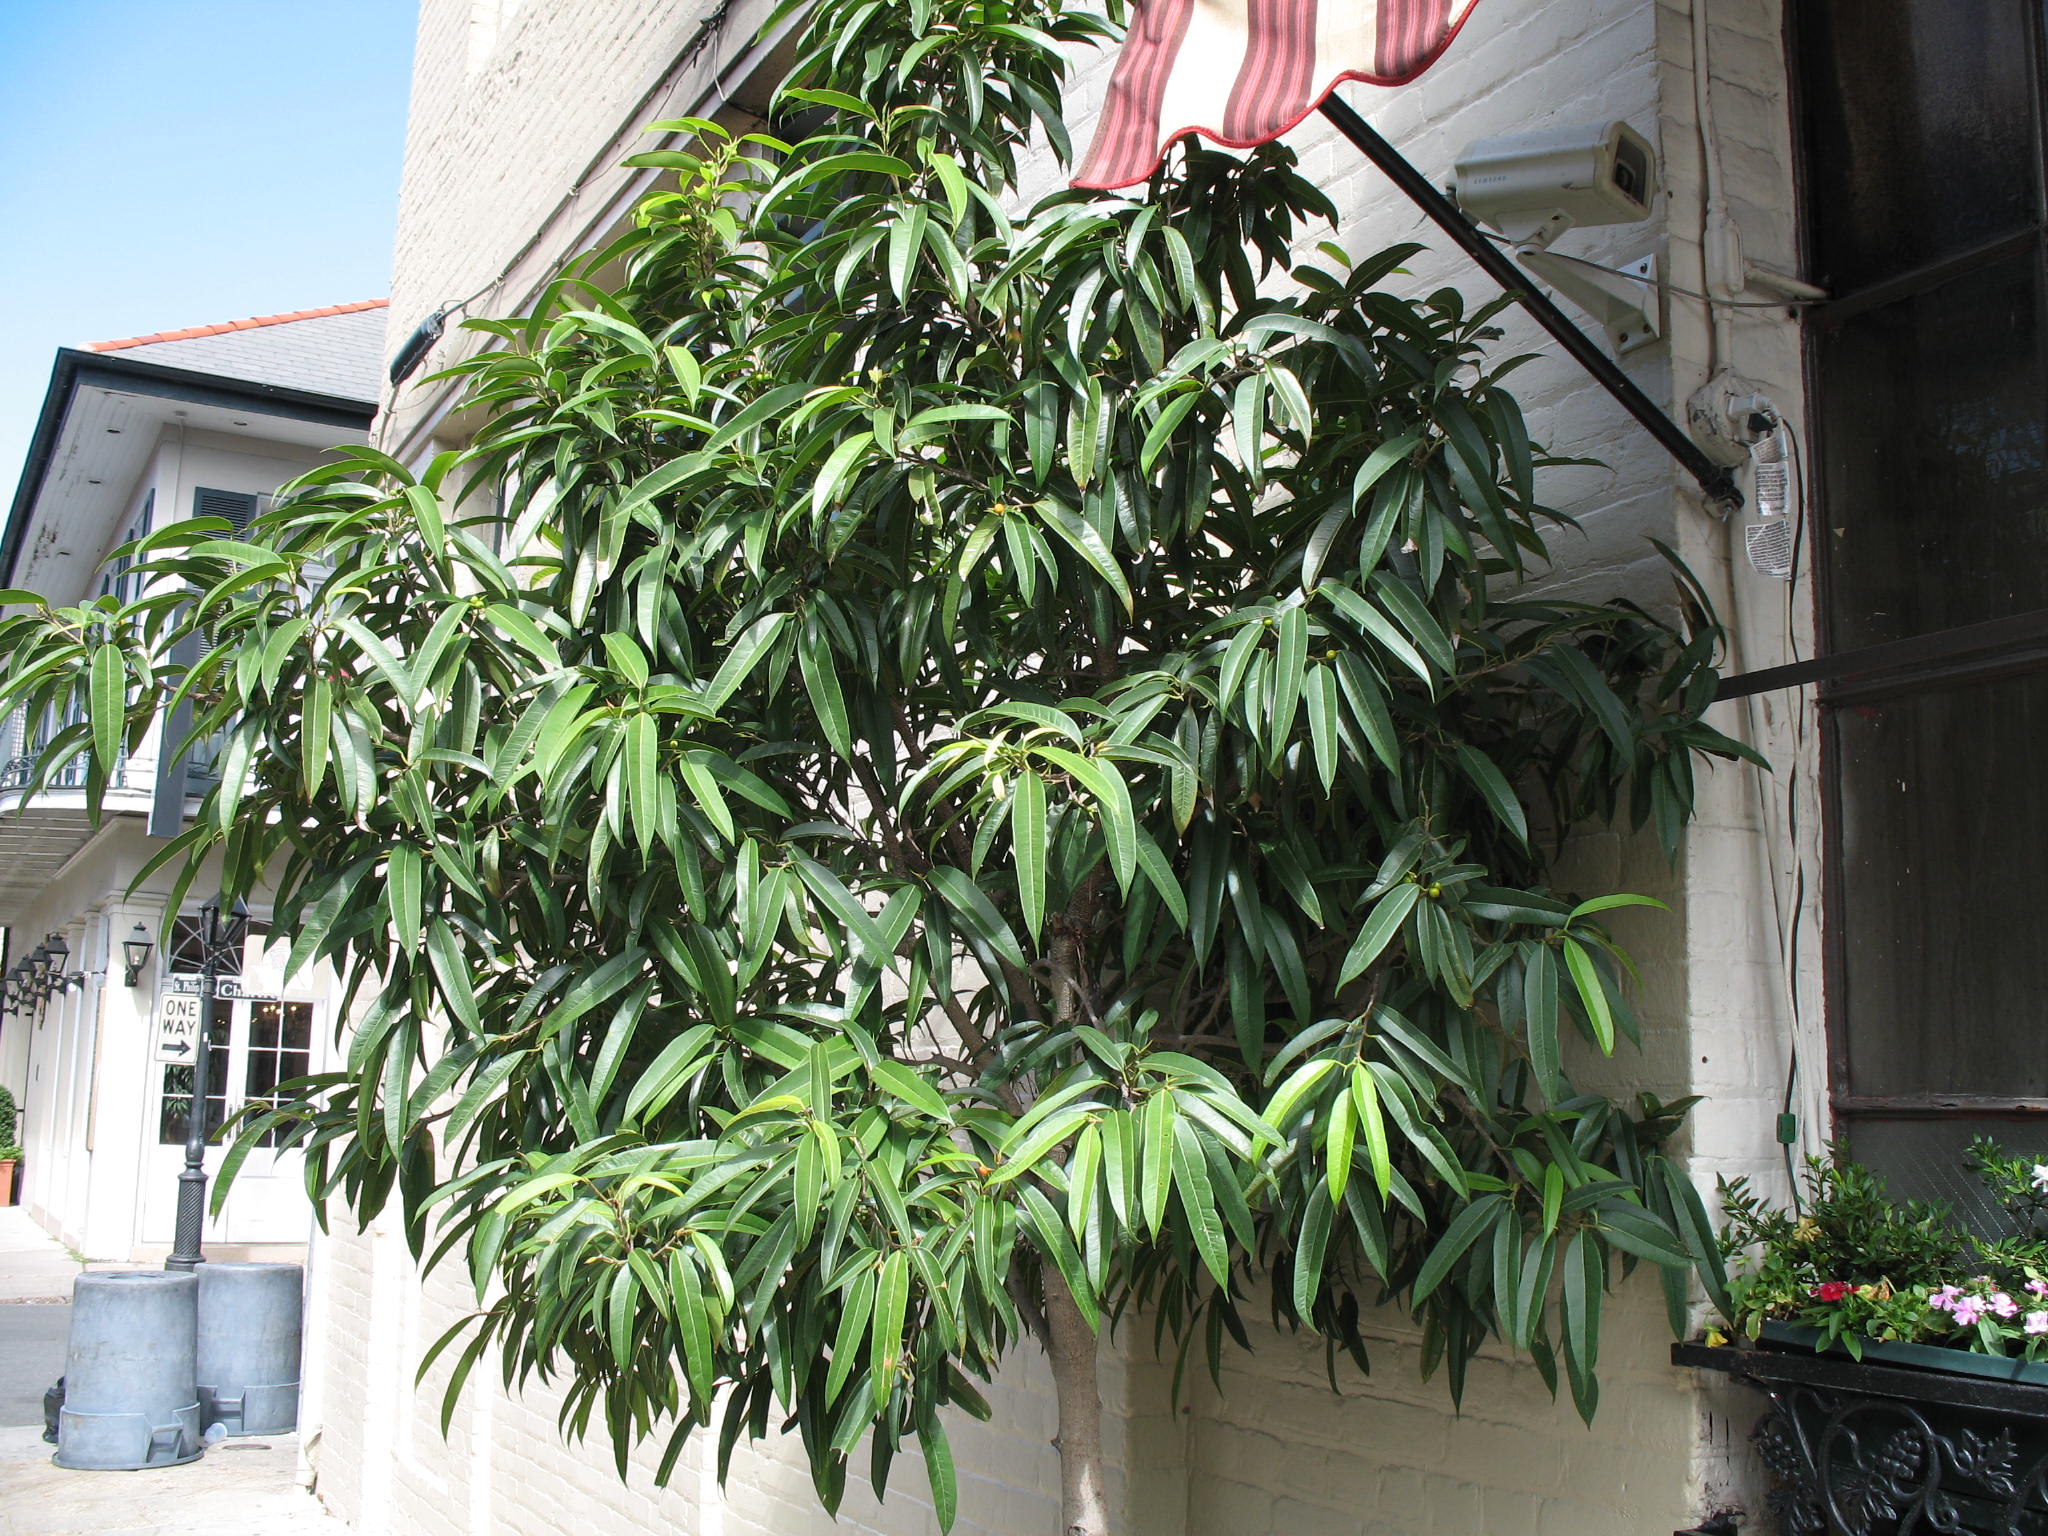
[{"xmin": 162, "ymin": 974, "xmax": 280, "ymax": 1001}]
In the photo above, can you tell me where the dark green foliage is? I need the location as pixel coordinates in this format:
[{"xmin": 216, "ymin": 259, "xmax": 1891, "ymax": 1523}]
[{"xmin": 0, "ymin": 0, "xmax": 1758, "ymax": 1523}]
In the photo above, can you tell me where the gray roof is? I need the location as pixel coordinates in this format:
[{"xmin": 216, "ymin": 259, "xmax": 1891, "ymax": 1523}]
[{"xmin": 84, "ymin": 300, "xmax": 387, "ymax": 405}]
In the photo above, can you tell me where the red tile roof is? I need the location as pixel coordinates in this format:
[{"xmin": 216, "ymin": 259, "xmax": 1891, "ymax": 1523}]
[{"xmin": 86, "ymin": 299, "xmax": 389, "ymax": 354}]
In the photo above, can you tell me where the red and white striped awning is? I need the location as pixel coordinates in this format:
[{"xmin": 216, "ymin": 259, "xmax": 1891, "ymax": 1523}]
[{"xmin": 1073, "ymin": 0, "xmax": 1480, "ymax": 191}]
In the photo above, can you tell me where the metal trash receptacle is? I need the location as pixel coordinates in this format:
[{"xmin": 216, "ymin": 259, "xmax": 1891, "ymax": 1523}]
[
  {"xmin": 55, "ymin": 1270, "xmax": 203, "ymax": 1470},
  {"xmin": 196, "ymin": 1262, "xmax": 303, "ymax": 1435}
]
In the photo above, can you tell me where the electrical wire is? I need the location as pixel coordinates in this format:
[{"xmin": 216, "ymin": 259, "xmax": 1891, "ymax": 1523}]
[
  {"xmin": 1731, "ymin": 419, "xmax": 1819, "ymax": 1208},
  {"xmin": 1478, "ymin": 230, "xmax": 1828, "ymax": 308}
]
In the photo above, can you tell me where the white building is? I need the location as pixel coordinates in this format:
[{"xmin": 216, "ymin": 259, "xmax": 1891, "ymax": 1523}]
[{"xmin": 0, "ymin": 301, "xmax": 384, "ymax": 1263}]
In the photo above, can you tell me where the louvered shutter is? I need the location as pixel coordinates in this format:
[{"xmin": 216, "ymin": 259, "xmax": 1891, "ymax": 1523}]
[{"xmin": 191, "ymin": 487, "xmax": 259, "ymax": 530}]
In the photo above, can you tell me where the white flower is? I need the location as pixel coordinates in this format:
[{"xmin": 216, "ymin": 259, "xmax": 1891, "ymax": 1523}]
[{"xmin": 2031, "ymin": 1163, "xmax": 2048, "ymax": 1193}]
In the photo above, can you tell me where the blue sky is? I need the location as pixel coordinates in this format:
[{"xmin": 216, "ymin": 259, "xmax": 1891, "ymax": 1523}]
[{"xmin": 0, "ymin": 1, "xmax": 418, "ymax": 509}]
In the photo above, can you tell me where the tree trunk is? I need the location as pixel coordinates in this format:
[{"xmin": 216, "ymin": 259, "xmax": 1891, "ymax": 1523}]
[{"xmin": 1044, "ymin": 1271, "xmax": 1110, "ymax": 1536}]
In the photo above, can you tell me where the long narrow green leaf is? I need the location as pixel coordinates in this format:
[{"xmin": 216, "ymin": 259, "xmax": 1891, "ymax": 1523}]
[
  {"xmin": 1172, "ymin": 1117, "xmax": 1229, "ymax": 1284},
  {"xmin": 1034, "ymin": 500, "xmax": 1132, "ymax": 614},
  {"xmin": 1523, "ymin": 945, "xmax": 1563, "ymax": 1100},
  {"xmin": 89, "ymin": 644, "xmax": 123, "ymax": 773},
  {"xmin": 1561, "ymin": 936, "xmax": 1616, "ymax": 1053},
  {"xmin": 1337, "ymin": 882, "xmax": 1421, "ymax": 987},
  {"xmin": 1452, "ymin": 744, "xmax": 1529, "ymax": 849},
  {"xmin": 1012, "ymin": 769, "xmax": 1047, "ymax": 943},
  {"xmin": 1411, "ymin": 1193, "xmax": 1505, "ymax": 1304},
  {"xmin": 387, "ymin": 843, "xmax": 423, "ymax": 956}
]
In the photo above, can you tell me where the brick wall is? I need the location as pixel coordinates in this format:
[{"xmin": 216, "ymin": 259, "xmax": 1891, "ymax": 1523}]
[{"xmin": 310, "ymin": 0, "xmax": 1821, "ymax": 1528}]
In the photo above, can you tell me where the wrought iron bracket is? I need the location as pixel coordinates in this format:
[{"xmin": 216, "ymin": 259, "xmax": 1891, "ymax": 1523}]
[{"xmin": 1680, "ymin": 1341, "xmax": 2048, "ymax": 1534}]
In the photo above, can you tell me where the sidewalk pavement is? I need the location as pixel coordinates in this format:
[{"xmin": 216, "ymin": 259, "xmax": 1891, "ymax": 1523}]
[
  {"xmin": 0, "ymin": 1211, "xmax": 349, "ymax": 1533},
  {"xmin": 0, "ymin": 1427, "xmax": 348, "ymax": 1535},
  {"xmin": 0, "ymin": 1209, "xmax": 80, "ymax": 1306},
  {"xmin": 0, "ymin": 1305, "xmax": 66, "ymax": 1427}
]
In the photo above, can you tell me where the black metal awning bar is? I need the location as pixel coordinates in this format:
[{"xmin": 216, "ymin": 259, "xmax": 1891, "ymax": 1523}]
[
  {"xmin": 1713, "ymin": 607, "xmax": 2048, "ymax": 702},
  {"xmin": 1318, "ymin": 97, "xmax": 1742, "ymax": 508}
]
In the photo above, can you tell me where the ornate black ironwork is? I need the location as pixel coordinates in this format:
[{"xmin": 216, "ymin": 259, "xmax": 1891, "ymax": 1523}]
[{"xmin": 1680, "ymin": 1342, "xmax": 2048, "ymax": 1535}]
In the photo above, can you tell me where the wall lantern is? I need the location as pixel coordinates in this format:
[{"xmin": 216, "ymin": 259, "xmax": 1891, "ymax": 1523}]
[{"xmin": 122, "ymin": 925, "xmax": 154, "ymax": 988}]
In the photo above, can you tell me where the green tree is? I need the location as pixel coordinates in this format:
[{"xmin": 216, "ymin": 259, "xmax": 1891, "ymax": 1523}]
[{"xmin": 0, "ymin": 0, "xmax": 1750, "ymax": 1529}]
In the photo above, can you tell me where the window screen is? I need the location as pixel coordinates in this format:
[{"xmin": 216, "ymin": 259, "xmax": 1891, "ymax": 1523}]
[
  {"xmin": 1795, "ymin": 0, "xmax": 2048, "ymax": 1194},
  {"xmin": 1797, "ymin": 0, "xmax": 2041, "ymax": 293}
]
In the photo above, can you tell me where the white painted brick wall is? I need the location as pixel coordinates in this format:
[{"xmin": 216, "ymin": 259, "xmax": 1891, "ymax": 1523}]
[{"xmin": 311, "ymin": 0, "xmax": 1823, "ymax": 1529}]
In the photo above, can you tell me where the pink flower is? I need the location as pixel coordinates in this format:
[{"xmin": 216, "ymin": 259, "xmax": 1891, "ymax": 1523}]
[
  {"xmin": 1931, "ymin": 1285, "xmax": 1964, "ymax": 1312},
  {"xmin": 1953, "ymin": 1296, "xmax": 1987, "ymax": 1326},
  {"xmin": 2028, "ymin": 1279, "xmax": 2048, "ymax": 1299},
  {"xmin": 1992, "ymin": 1292, "xmax": 2020, "ymax": 1319},
  {"xmin": 2026, "ymin": 1312, "xmax": 2048, "ymax": 1336}
]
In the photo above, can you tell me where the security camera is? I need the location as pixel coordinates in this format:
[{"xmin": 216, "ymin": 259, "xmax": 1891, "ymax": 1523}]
[
  {"xmin": 1451, "ymin": 121, "xmax": 1659, "ymax": 247},
  {"xmin": 1450, "ymin": 122, "xmax": 1663, "ymax": 353}
]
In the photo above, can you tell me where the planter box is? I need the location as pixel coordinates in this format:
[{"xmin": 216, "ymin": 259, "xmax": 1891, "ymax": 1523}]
[
  {"xmin": 1680, "ymin": 1336, "xmax": 2048, "ymax": 1534},
  {"xmin": 1759, "ymin": 1320, "xmax": 2048, "ymax": 1389}
]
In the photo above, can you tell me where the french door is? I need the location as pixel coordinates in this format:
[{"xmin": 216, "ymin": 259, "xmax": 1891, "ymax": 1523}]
[{"xmin": 141, "ymin": 918, "xmax": 325, "ymax": 1248}]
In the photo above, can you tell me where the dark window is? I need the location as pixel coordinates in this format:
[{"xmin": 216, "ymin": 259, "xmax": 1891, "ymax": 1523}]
[
  {"xmin": 1797, "ymin": 0, "xmax": 2040, "ymax": 293},
  {"xmin": 1796, "ymin": 0, "xmax": 2048, "ymax": 1194},
  {"xmin": 157, "ymin": 1007, "xmax": 231, "ymax": 1146},
  {"xmin": 241, "ymin": 1001, "xmax": 313, "ymax": 1147},
  {"xmin": 1813, "ymin": 252, "xmax": 2048, "ymax": 650}
]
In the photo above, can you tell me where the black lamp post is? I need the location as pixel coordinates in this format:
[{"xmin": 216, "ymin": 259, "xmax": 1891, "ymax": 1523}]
[{"xmin": 164, "ymin": 897, "xmax": 249, "ymax": 1273}]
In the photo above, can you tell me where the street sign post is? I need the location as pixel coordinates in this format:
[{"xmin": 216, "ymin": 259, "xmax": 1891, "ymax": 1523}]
[
  {"xmin": 154, "ymin": 993, "xmax": 203, "ymax": 1064},
  {"xmin": 163, "ymin": 974, "xmax": 278, "ymax": 1002}
]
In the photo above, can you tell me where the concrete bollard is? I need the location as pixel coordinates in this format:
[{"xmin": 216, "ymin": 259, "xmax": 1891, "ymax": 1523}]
[
  {"xmin": 195, "ymin": 1262, "xmax": 303, "ymax": 1436},
  {"xmin": 55, "ymin": 1270, "xmax": 203, "ymax": 1470}
]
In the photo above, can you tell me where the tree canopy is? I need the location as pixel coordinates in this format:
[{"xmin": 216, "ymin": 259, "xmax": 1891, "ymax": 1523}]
[{"xmin": 0, "ymin": 0, "xmax": 1752, "ymax": 1529}]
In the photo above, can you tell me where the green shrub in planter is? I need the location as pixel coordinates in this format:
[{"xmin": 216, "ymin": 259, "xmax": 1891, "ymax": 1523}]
[{"xmin": 1719, "ymin": 1141, "xmax": 2048, "ymax": 1363}]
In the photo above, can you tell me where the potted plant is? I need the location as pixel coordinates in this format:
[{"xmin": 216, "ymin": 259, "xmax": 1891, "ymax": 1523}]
[
  {"xmin": 1712, "ymin": 1141, "xmax": 2048, "ymax": 1381},
  {"xmin": 0, "ymin": 1084, "xmax": 17, "ymax": 1206},
  {"xmin": 1680, "ymin": 1145, "xmax": 2048, "ymax": 1535}
]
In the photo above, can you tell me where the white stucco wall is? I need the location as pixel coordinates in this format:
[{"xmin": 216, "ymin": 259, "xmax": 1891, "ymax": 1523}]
[{"xmin": 307, "ymin": 0, "xmax": 1823, "ymax": 1529}]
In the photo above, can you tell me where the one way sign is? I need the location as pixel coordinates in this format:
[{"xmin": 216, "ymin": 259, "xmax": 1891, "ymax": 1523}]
[{"xmin": 155, "ymin": 994, "xmax": 203, "ymax": 1064}]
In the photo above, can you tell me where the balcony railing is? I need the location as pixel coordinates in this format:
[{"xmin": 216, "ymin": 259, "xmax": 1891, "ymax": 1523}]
[{"xmin": 0, "ymin": 706, "xmax": 128, "ymax": 793}]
